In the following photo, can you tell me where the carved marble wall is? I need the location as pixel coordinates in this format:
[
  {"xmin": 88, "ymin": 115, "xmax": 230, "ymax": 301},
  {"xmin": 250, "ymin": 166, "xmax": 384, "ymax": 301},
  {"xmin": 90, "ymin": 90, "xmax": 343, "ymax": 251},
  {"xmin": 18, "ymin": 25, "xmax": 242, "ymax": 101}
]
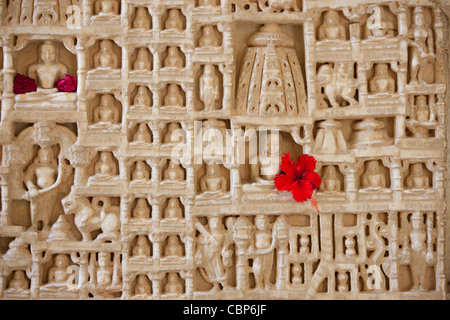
[{"xmin": 0, "ymin": 0, "xmax": 448, "ymax": 300}]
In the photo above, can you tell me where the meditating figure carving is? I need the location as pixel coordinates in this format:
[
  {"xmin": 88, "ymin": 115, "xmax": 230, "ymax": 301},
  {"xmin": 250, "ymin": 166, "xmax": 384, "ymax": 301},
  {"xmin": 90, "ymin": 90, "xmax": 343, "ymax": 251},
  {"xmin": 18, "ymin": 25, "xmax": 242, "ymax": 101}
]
[
  {"xmin": 133, "ymin": 8, "xmax": 151, "ymax": 30},
  {"xmin": 132, "ymin": 198, "xmax": 151, "ymax": 219},
  {"xmin": 24, "ymin": 146, "xmax": 68, "ymax": 231},
  {"xmin": 163, "ymin": 123, "xmax": 183, "ymax": 143},
  {"xmin": 318, "ymin": 10, "xmax": 346, "ymax": 41},
  {"xmin": 406, "ymin": 163, "xmax": 430, "ymax": 190},
  {"xmin": 365, "ymin": 6, "xmax": 395, "ymax": 39},
  {"xmin": 164, "ymin": 235, "xmax": 183, "ymax": 257},
  {"xmin": 163, "ymin": 47, "xmax": 184, "ymax": 68},
  {"xmin": 44, "ymin": 254, "xmax": 71, "ymax": 289},
  {"xmin": 408, "ymin": 7, "xmax": 435, "ymax": 84},
  {"xmin": 133, "ymin": 48, "xmax": 152, "ymax": 71},
  {"xmin": 319, "ymin": 166, "xmax": 342, "ymax": 193},
  {"xmin": 199, "ymin": 26, "xmax": 219, "ymax": 47},
  {"xmin": 134, "ymin": 275, "xmax": 151, "ymax": 295},
  {"xmin": 163, "ymin": 160, "xmax": 185, "ymax": 182},
  {"xmin": 199, "ymin": 163, "xmax": 227, "ymax": 196},
  {"xmin": 7, "ymin": 270, "xmax": 30, "ymax": 293},
  {"xmin": 95, "ymin": 0, "xmax": 119, "ymax": 16},
  {"xmin": 369, "ymin": 63, "xmax": 395, "ymax": 94},
  {"xmin": 250, "ymin": 131, "xmax": 279, "ymax": 186},
  {"xmin": 163, "ymin": 198, "xmax": 183, "ymax": 221},
  {"xmin": 361, "ymin": 160, "xmax": 387, "ymax": 190},
  {"xmin": 164, "ymin": 9, "xmax": 183, "ymax": 31},
  {"xmin": 407, "ymin": 96, "xmax": 436, "ymax": 138},
  {"xmin": 28, "ymin": 41, "xmax": 68, "ymax": 90},
  {"xmin": 195, "ymin": 216, "xmax": 232, "ymax": 291},
  {"xmin": 164, "ymin": 273, "xmax": 183, "ymax": 294},
  {"xmin": 164, "ymin": 84, "xmax": 184, "ymax": 106},
  {"xmin": 93, "ymin": 40, "xmax": 119, "ymax": 70},
  {"xmin": 199, "ymin": 65, "xmax": 220, "ymax": 111},
  {"xmin": 131, "ymin": 161, "xmax": 150, "ymax": 182},
  {"xmin": 131, "ymin": 123, "xmax": 152, "ymax": 144},
  {"xmin": 93, "ymin": 94, "xmax": 120, "ymax": 125},
  {"xmin": 94, "ymin": 152, "xmax": 118, "ymax": 177},
  {"xmin": 131, "ymin": 235, "xmax": 151, "ymax": 257}
]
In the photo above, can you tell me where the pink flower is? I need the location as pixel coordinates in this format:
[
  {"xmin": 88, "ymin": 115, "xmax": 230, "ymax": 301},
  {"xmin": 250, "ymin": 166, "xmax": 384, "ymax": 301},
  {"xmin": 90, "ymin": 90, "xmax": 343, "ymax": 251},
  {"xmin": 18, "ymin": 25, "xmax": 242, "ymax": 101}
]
[
  {"xmin": 13, "ymin": 74, "xmax": 38, "ymax": 94},
  {"xmin": 55, "ymin": 74, "xmax": 77, "ymax": 92}
]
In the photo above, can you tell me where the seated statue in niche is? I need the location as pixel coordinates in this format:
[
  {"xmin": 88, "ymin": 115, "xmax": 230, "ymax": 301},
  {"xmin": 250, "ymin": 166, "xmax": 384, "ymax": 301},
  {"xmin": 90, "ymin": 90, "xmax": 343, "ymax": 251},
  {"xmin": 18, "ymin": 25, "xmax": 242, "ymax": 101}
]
[
  {"xmin": 199, "ymin": 26, "xmax": 220, "ymax": 47},
  {"xmin": 27, "ymin": 41, "xmax": 68, "ymax": 92},
  {"xmin": 406, "ymin": 95, "xmax": 436, "ymax": 138},
  {"xmin": 97, "ymin": 252, "xmax": 113, "ymax": 287},
  {"xmin": 318, "ymin": 165, "xmax": 342, "ymax": 194},
  {"xmin": 133, "ymin": 48, "xmax": 152, "ymax": 71},
  {"xmin": 163, "ymin": 123, "xmax": 183, "ymax": 144},
  {"xmin": 92, "ymin": 94, "xmax": 120, "ymax": 127},
  {"xmin": 405, "ymin": 163, "xmax": 430, "ymax": 191},
  {"xmin": 131, "ymin": 123, "xmax": 152, "ymax": 144},
  {"xmin": 318, "ymin": 10, "xmax": 346, "ymax": 41},
  {"xmin": 131, "ymin": 161, "xmax": 150, "ymax": 183},
  {"xmin": 95, "ymin": 0, "xmax": 119, "ymax": 16},
  {"xmin": 24, "ymin": 146, "xmax": 69, "ymax": 231},
  {"xmin": 198, "ymin": 163, "xmax": 228, "ymax": 200},
  {"xmin": 91, "ymin": 152, "xmax": 118, "ymax": 183},
  {"xmin": 199, "ymin": 65, "xmax": 220, "ymax": 111},
  {"xmin": 132, "ymin": 198, "xmax": 151, "ymax": 219},
  {"xmin": 365, "ymin": 6, "xmax": 395, "ymax": 39},
  {"xmin": 164, "ymin": 84, "xmax": 184, "ymax": 106},
  {"xmin": 164, "ymin": 273, "xmax": 184, "ymax": 295},
  {"xmin": 408, "ymin": 7, "xmax": 435, "ymax": 84},
  {"xmin": 93, "ymin": 40, "xmax": 119, "ymax": 70},
  {"xmin": 133, "ymin": 7, "xmax": 151, "ymax": 30},
  {"xmin": 195, "ymin": 216, "xmax": 232, "ymax": 291},
  {"xmin": 164, "ymin": 9, "xmax": 183, "ymax": 31},
  {"xmin": 360, "ymin": 160, "xmax": 388, "ymax": 192},
  {"xmin": 164, "ymin": 235, "xmax": 183, "ymax": 257},
  {"xmin": 131, "ymin": 235, "xmax": 151, "ymax": 258},
  {"xmin": 3, "ymin": 237, "xmax": 31, "ymax": 260},
  {"xmin": 131, "ymin": 86, "xmax": 152, "ymax": 111},
  {"xmin": 134, "ymin": 275, "xmax": 152, "ymax": 296},
  {"xmin": 163, "ymin": 47, "xmax": 184, "ymax": 69},
  {"xmin": 6, "ymin": 270, "xmax": 30, "ymax": 294},
  {"xmin": 163, "ymin": 160, "xmax": 185, "ymax": 182},
  {"xmin": 163, "ymin": 198, "xmax": 183, "ymax": 221},
  {"xmin": 369, "ymin": 63, "xmax": 396, "ymax": 94},
  {"xmin": 42, "ymin": 254, "xmax": 72, "ymax": 290}
]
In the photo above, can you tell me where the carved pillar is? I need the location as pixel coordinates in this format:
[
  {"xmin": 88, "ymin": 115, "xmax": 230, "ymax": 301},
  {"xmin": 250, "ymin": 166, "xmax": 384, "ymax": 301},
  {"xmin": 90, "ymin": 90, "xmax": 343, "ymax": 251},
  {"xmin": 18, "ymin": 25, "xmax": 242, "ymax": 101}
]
[
  {"xmin": 426, "ymin": 160, "xmax": 446, "ymax": 199},
  {"xmin": 357, "ymin": 62, "xmax": 370, "ymax": 108},
  {"xmin": 304, "ymin": 16, "xmax": 316, "ymax": 114},
  {"xmin": 387, "ymin": 212, "xmax": 399, "ymax": 292},
  {"xmin": 382, "ymin": 158, "xmax": 408, "ymax": 203},
  {"xmin": 339, "ymin": 162, "xmax": 361, "ymax": 202},
  {"xmin": 71, "ymin": 252, "xmax": 89, "ymax": 299},
  {"xmin": 433, "ymin": 8, "xmax": 446, "ymax": 84},
  {"xmin": 436, "ymin": 211, "xmax": 446, "ymax": 295},
  {"xmin": 275, "ymin": 217, "xmax": 289, "ymax": 290},
  {"xmin": 0, "ymin": 171, "xmax": 11, "ymax": 226}
]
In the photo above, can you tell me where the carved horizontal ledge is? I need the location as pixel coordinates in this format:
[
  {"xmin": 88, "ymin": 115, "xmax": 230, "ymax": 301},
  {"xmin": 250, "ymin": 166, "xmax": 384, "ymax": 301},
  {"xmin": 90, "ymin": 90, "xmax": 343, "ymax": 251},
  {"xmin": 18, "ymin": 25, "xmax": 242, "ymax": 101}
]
[{"xmin": 231, "ymin": 116, "xmax": 313, "ymax": 126}]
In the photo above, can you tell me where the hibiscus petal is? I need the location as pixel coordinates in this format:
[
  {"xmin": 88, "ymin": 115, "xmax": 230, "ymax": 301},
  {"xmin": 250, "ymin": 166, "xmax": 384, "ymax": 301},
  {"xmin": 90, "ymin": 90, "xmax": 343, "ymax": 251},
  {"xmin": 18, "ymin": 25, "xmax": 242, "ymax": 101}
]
[
  {"xmin": 304, "ymin": 171, "xmax": 322, "ymax": 190},
  {"xmin": 291, "ymin": 180, "xmax": 313, "ymax": 202},
  {"xmin": 279, "ymin": 153, "xmax": 295, "ymax": 178},
  {"xmin": 274, "ymin": 173, "xmax": 295, "ymax": 192},
  {"xmin": 294, "ymin": 154, "xmax": 317, "ymax": 176}
]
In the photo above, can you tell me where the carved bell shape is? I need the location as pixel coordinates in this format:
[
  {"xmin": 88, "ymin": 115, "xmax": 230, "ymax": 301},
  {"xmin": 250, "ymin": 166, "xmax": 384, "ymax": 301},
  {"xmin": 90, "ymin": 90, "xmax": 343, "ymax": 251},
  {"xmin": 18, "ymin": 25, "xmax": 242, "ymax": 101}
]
[
  {"xmin": 313, "ymin": 119, "xmax": 348, "ymax": 154},
  {"xmin": 349, "ymin": 118, "xmax": 392, "ymax": 149},
  {"xmin": 236, "ymin": 24, "xmax": 307, "ymax": 116},
  {"xmin": 48, "ymin": 215, "xmax": 77, "ymax": 241}
]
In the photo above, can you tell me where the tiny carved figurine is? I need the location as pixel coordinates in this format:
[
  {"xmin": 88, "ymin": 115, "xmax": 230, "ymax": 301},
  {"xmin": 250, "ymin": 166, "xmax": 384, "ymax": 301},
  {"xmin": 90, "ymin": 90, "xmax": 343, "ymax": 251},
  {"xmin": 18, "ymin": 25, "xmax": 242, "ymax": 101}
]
[
  {"xmin": 319, "ymin": 165, "xmax": 342, "ymax": 193},
  {"xmin": 199, "ymin": 65, "xmax": 220, "ymax": 111},
  {"xmin": 164, "ymin": 9, "xmax": 183, "ymax": 31},
  {"xmin": 7, "ymin": 270, "xmax": 30, "ymax": 292},
  {"xmin": 318, "ymin": 10, "xmax": 346, "ymax": 41},
  {"xmin": 94, "ymin": 152, "xmax": 118, "ymax": 177},
  {"xmin": 163, "ymin": 123, "xmax": 183, "ymax": 143},
  {"xmin": 361, "ymin": 160, "xmax": 386, "ymax": 190},
  {"xmin": 163, "ymin": 160, "xmax": 185, "ymax": 181},
  {"xmin": 164, "ymin": 84, "xmax": 184, "ymax": 106},
  {"xmin": 133, "ymin": 7, "xmax": 151, "ymax": 29},
  {"xmin": 132, "ymin": 123, "xmax": 152, "ymax": 144},
  {"xmin": 163, "ymin": 47, "xmax": 184, "ymax": 68},
  {"xmin": 406, "ymin": 163, "xmax": 430, "ymax": 190},
  {"xmin": 369, "ymin": 63, "xmax": 395, "ymax": 94},
  {"xmin": 47, "ymin": 254, "xmax": 71, "ymax": 287},
  {"xmin": 200, "ymin": 163, "xmax": 227, "ymax": 194},
  {"xmin": 131, "ymin": 161, "xmax": 150, "ymax": 182},
  {"xmin": 133, "ymin": 86, "xmax": 152, "ymax": 106},
  {"xmin": 164, "ymin": 235, "xmax": 183, "ymax": 257},
  {"xmin": 134, "ymin": 275, "xmax": 151, "ymax": 295},
  {"xmin": 93, "ymin": 94, "xmax": 120, "ymax": 125},
  {"xmin": 132, "ymin": 198, "xmax": 151, "ymax": 219},
  {"xmin": 131, "ymin": 235, "xmax": 151, "ymax": 257},
  {"xmin": 199, "ymin": 26, "xmax": 220, "ymax": 47},
  {"xmin": 133, "ymin": 48, "xmax": 152, "ymax": 71},
  {"xmin": 93, "ymin": 40, "xmax": 119, "ymax": 69},
  {"xmin": 163, "ymin": 198, "xmax": 183, "ymax": 221},
  {"xmin": 164, "ymin": 272, "xmax": 183, "ymax": 294}
]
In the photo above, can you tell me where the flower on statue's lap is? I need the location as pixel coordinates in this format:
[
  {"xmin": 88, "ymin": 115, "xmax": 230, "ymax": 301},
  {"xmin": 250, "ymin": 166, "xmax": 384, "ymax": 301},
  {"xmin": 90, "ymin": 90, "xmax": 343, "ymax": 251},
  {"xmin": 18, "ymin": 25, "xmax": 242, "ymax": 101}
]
[
  {"xmin": 54, "ymin": 74, "xmax": 77, "ymax": 92},
  {"xmin": 274, "ymin": 153, "xmax": 321, "ymax": 209},
  {"xmin": 13, "ymin": 74, "xmax": 38, "ymax": 94}
]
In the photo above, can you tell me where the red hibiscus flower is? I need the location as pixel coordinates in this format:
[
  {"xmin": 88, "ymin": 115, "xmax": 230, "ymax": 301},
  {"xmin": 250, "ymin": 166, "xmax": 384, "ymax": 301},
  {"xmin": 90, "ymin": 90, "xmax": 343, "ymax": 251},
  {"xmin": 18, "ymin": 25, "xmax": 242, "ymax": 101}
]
[
  {"xmin": 274, "ymin": 153, "xmax": 321, "ymax": 210},
  {"xmin": 54, "ymin": 74, "xmax": 77, "ymax": 92},
  {"xmin": 13, "ymin": 74, "xmax": 38, "ymax": 94}
]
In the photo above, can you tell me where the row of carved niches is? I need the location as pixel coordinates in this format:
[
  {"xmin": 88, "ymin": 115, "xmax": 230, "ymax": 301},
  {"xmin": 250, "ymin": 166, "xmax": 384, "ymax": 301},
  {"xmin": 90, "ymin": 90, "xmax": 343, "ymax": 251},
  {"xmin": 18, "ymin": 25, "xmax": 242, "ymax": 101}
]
[
  {"xmin": 0, "ymin": 210, "xmax": 442, "ymax": 296},
  {"xmin": 231, "ymin": 0, "xmax": 302, "ymax": 13}
]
